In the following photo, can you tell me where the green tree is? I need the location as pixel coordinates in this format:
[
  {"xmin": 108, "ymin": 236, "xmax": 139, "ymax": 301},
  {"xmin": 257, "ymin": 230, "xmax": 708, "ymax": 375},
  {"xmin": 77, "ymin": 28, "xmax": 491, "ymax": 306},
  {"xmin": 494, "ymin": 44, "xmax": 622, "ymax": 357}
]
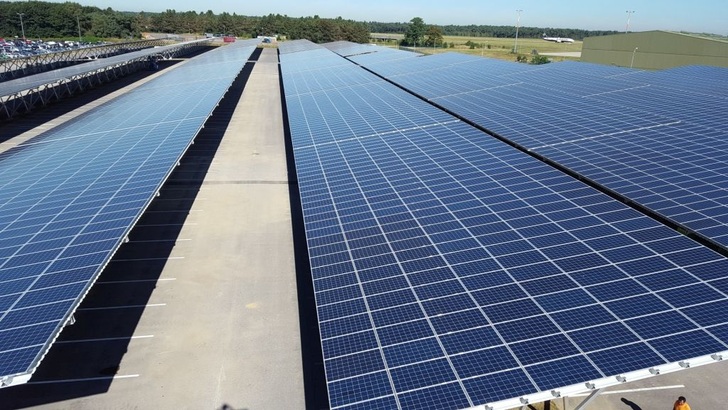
[
  {"xmin": 0, "ymin": 2, "xmax": 372, "ymax": 41},
  {"xmin": 403, "ymin": 17, "xmax": 425, "ymax": 46},
  {"xmin": 135, "ymin": 12, "xmax": 152, "ymax": 34},
  {"xmin": 152, "ymin": 9, "xmax": 179, "ymax": 33},
  {"xmin": 530, "ymin": 55, "xmax": 551, "ymax": 65},
  {"xmin": 424, "ymin": 25, "xmax": 443, "ymax": 47},
  {"xmin": 89, "ymin": 12, "xmax": 121, "ymax": 37}
]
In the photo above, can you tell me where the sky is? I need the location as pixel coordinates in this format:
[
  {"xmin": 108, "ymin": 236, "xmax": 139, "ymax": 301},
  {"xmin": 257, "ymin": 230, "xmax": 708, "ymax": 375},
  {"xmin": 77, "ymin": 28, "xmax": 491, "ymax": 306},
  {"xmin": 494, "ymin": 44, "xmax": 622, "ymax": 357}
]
[{"xmin": 63, "ymin": 0, "xmax": 727, "ymax": 35}]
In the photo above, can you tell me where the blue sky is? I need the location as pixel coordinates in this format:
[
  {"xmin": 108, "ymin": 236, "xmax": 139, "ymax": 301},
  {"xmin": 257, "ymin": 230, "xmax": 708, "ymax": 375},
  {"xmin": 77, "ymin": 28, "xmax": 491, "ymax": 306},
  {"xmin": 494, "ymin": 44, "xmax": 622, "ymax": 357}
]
[{"xmin": 67, "ymin": 0, "xmax": 727, "ymax": 35}]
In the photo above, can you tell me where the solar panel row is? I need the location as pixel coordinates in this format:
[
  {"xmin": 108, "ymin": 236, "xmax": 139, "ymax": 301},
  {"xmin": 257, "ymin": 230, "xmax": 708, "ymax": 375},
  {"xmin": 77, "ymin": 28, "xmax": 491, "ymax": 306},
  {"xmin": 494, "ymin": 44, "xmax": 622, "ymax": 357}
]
[
  {"xmin": 353, "ymin": 49, "xmax": 728, "ymax": 251},
  {"xmin": 0, "ymin": 39, "xmax": 259, "ymax": 387},
  {"xmin": 279, "ymin": 41, "xmax": 728, "ymax": 409},
  {"xmin": 0, "ymin": 39, "xmax": 213, "ymax": 98}
]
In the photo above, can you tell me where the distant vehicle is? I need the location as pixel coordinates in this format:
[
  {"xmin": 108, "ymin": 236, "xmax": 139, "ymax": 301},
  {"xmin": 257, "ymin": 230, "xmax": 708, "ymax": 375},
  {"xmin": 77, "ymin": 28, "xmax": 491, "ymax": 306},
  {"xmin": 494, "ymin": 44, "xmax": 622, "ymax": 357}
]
[{"xmin": 542, "ymin": 34, "xmax": 575, "ymax": 43}]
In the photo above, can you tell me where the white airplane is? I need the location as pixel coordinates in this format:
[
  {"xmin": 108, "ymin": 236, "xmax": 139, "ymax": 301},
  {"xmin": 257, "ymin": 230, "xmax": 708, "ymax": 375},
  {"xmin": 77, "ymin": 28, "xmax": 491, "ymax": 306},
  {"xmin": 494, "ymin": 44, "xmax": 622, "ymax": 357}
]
[{"xmin": 542, "ymin": 34, "xmax": 575, "ymax": 43}]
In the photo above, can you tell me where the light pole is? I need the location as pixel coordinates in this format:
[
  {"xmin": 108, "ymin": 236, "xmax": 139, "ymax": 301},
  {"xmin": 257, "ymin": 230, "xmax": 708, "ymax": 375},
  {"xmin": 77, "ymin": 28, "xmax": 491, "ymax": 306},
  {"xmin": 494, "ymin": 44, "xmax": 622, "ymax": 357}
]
[
  {"xmin": 630, "ymin": 47, "xmax": 638, "ymax": 68},
  {"xmin": 17, "ymin": 13, "xmax": 26, "ymax": 40},
  {"xmin": 626, "ymin": 10, "xmax": 635, "ymax": 33},
  {"xmin": 514, "ymin": 9, "xmax": 523, "ymax": 54},
  {"xmin": 77, "ymin": 15, "xmax": 82, "ymax": 43}
]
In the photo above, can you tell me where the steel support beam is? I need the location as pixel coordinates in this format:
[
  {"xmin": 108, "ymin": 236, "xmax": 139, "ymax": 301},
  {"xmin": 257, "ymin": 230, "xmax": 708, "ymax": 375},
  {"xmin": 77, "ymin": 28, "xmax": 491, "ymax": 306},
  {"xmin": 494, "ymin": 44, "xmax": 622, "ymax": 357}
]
[{"xmin": 574, "ymin": 388, "xmax": 603, "ymax": 410}]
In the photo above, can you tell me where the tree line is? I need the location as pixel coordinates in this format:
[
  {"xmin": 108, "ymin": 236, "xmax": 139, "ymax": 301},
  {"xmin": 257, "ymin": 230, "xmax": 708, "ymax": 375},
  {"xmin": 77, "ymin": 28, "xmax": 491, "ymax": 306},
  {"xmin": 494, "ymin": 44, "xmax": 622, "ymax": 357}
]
[
  {"xmin": 370, "ymin": 21, "xmax": 618, "ymax": 41},
  {"xmin": 0, "ymin": 1, "xmax": 616, "ymax": 43},
  {"xmin": 0, "ymin": 2, "xmax": 369, "ymax": 43},
  {"xmin": 0, "ymin": 1, "xmax": 138, "ymax": 40}
]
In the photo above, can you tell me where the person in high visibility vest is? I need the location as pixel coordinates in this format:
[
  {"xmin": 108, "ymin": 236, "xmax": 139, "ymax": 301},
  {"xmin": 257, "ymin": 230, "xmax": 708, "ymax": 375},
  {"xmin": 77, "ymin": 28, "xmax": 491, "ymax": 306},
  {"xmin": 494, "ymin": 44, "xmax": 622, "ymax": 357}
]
[{"xmin": 673, "ymin": 396, "xmax": 691, "ymax": 410}]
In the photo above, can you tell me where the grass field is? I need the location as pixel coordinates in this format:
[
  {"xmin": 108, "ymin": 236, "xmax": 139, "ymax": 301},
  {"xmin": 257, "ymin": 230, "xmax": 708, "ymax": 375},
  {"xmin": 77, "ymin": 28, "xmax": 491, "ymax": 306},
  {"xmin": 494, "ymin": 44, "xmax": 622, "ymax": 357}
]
[{"xmin": 370, "ymin": 33, "xmax": 582, "ymax": 62}]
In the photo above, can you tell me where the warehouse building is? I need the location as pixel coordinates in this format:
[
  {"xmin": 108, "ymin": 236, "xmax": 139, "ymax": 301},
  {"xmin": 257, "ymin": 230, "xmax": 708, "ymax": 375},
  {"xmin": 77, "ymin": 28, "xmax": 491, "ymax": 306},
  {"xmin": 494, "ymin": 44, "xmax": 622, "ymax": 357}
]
[{"xmin": 581, "ymin": 30, "xmax": 728, "ymax": 70}]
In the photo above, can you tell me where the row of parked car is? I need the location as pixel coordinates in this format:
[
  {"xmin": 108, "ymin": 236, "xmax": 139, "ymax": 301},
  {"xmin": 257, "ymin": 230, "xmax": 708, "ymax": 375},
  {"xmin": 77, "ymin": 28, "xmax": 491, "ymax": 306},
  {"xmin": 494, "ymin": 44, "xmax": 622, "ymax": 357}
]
[{"xmin": 1, "ymin": 38, "xmax": 107, "ymax": 59}]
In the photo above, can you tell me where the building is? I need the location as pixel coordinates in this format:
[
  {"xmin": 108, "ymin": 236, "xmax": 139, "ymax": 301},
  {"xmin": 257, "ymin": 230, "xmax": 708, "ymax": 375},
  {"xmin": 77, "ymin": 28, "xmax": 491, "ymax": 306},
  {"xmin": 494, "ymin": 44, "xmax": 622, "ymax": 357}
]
[{"xmin": 581, "ymin": 30, "xmax": 728, "ymax": 69}]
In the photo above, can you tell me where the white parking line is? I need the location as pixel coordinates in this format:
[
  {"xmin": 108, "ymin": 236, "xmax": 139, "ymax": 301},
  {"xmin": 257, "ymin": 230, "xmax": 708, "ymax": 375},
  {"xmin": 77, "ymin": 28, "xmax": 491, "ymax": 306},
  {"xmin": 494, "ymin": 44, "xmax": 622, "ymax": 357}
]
[
  {"xmin": 96, "ymin": 278, "xmax": 177, "ymax": 284},
  {"xmin": 144, "ymin": 209, "xmax": 204, "ymax": 213},
  {"xmin": 112, "ymin": 257, "xmax": 184, "ymax": 262},
  {"xmin": 57, "ymin": 335, "xmax": 154, "ymax": 344},
  {"xmin": 77, "ymin": 303, "xmax": 166, "ymax": 311},
  {"xmin": 154, "ymin": 197, "xmax": 207, "ymax": 200},
  {"xmin": 569, "ymin": 384, "xmax": 686, "ymax": 397},
  {"xmin": 28, "ymin": 374, "xmax": 140, "ymax": 384},
  {"xmin": 127, "ymin": 239, "xmax": 191, "ymax": 243},
  {"xmin": 133, "ymin": 223, "xmax": 197, "ymax": 227}
]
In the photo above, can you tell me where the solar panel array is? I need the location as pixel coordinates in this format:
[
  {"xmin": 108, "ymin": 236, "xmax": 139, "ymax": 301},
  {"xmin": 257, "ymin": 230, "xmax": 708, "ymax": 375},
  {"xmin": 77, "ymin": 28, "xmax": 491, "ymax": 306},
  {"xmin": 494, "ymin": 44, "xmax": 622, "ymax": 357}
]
[
  {"xmin": 280, "ymin": 41, "xmax": 728, "ymax": 409},
  {"xmin": 0, "ymin": 39, "xmax": 212, "ymax": 98},
  {"xmin": 0, "ymin": 39, "xmax": 259, "ymax": 386},
  {"xmin": 352, "ymin": 50, "xmax": 728, "ymax": 250}
]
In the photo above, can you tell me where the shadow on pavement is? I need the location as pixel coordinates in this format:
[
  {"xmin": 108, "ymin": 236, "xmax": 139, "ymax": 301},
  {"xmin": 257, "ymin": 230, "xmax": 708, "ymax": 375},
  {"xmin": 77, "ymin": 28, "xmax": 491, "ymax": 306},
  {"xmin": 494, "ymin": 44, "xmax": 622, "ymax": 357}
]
[
  {"xmin": 621, "ymin": 397, "xmax": 643, "ymax": 410},
  {"xmin": 279, "ymin": 51, "xmax": 330, "ymax": 410}
]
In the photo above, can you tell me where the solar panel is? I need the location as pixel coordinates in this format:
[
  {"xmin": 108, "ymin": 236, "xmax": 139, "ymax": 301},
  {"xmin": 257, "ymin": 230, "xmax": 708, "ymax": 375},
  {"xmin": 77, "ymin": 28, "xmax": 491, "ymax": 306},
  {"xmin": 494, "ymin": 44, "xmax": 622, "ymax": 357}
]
[
  {"xmin": 278, "ymin": 39, "xmax": 329, "ymax": 54},
  {"xmin": 584, "ymin": 84, "xmax": 727, "ymax": 132},
  {"xmin": 0, "ymin": 39, "xmax": 259, "ymax": 387},
  {"xmin": 0, "ymin": 39, "xmax": 212, "ymax": 98},
  {"xmin": 429, "ymin": 84, "xmax": 677, "ymax": 147},
  {"xmin": 323, "ymin": 41, "xmax": 382, "ymax": 56},
  {"xmin": 534, "ymin": 59, "xmax": 644, "ymax": 77},
  {"xmin": 324, "ymin": 42, "xmax": 420, "ymax": 65},
  {"xmin": 498, "ymin": 68, "xmax": 644, "ymax": 97},
  {"xmin": 352, "ymin": 49, "xmax": 728, "ymax": 251},
  {"xmin": 534, "ymin": 123, "xmax": 728, "ymax": 247},
  {"xmin": 281, "ymin": 56, "xmax": 381, "ymax": 98},
  {"xmin": 280, "ymin": 42, "xmax": 728, "ymax": 410},
  {"xmin": 360, "ymin": 53, "xmax": 532, "ymax": 82},
  {"xmin": 620, "ymin": 65, "xmax": 728, "ymax": 98}
]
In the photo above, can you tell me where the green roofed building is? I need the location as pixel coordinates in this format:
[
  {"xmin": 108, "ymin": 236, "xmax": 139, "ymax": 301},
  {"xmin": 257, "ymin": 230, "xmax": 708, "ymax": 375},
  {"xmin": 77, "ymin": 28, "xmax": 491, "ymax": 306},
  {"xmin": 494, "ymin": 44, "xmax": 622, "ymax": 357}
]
[{"xmin": 581, "ymin": 30, "xmax": 728, "ymax": 70}]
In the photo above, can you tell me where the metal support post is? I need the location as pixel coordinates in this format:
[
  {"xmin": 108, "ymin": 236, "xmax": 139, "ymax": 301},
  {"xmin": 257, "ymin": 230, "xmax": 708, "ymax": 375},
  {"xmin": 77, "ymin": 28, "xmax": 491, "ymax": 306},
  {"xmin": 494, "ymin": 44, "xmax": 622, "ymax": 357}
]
[{"xmin": 574, "ymin": 388, "xmax": 603, "ymax": 410}]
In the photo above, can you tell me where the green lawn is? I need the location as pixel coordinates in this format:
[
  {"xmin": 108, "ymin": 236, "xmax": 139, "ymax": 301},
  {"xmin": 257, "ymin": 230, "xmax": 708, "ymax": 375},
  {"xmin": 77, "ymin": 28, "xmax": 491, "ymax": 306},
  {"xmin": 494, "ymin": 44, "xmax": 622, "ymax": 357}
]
[{"xmin": 370, "ymin": 33, "xmax": 582, "ymax": 62}]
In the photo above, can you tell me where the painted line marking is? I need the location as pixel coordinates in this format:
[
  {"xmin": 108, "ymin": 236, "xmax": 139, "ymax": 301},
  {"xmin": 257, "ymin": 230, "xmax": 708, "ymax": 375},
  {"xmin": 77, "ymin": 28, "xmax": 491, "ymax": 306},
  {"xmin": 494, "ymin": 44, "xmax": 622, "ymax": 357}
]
[
  {"xmin": 144, "ymin": 209, "xmax": 203, "ymax": 214},
  {"xmin": 96, "ymin": 278, "xmax": 177, "ymax": 284},
  {"xmin": 569, "ymin": 384, "xmax": 685, "ymax": 397},
  {"xmin": 57, "ymin": 335, "xmax": 154, "ymax": 344},
  {"xmin": 154, "ymin": 197, "xmax": 207, "ymax": 201},
  {"xmin": 112, "ymin": 257, "xmax": 184, "ymax": 262},
  {"xmin": 28, "ymin": 374, "xmax": 140, "ymax": 384},
  {"xmin": 78, "ymin": 303, "xmax": 166, "ymax": 311},
  {"xmin": 133, "ymin": 223, "xmax": 197, "ymax": 227},
  {"xmin": 127, "ymin": 239, "xmax": 192, "ymax": 243}
]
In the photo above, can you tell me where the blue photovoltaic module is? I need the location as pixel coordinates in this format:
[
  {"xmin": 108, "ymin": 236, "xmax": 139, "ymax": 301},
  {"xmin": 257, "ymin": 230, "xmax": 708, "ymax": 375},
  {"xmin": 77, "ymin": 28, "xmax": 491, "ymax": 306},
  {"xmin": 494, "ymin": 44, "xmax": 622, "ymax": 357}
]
[
  {"xmin": 280, "ymin": 41, "xmax": 728, "ymax": 410},
  {"xmin": 0, "ymin": 39, "xmax": 259, "ymax": 387}
]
